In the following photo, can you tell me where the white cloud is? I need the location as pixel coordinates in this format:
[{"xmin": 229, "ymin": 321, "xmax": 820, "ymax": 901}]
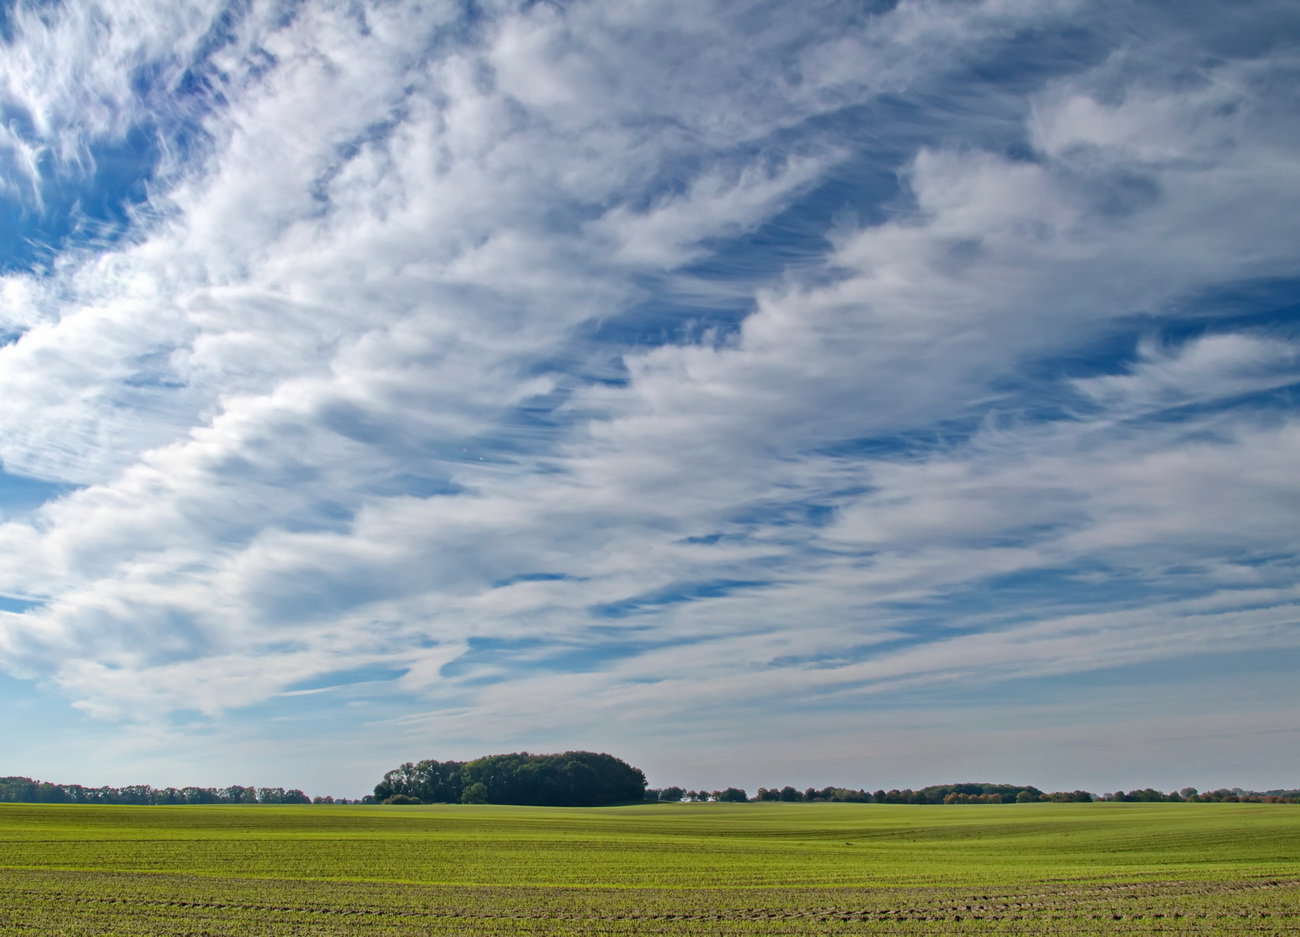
[
  {"xmin": 0, "ymin": 0, "xmax": 274, "ymax": 196},
  {"xmin": 0, "ymin": 0, "xmax": 1297, "ymax": 792},
  {"xmin": 1073, "ymin": 333, "xmax": 1300, "ymax": 414}
]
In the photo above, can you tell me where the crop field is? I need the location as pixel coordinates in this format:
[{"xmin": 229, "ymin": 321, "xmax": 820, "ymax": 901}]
[{"xmin": 1, "ymin": 802, "xmax": 1298, "ymax": 935}]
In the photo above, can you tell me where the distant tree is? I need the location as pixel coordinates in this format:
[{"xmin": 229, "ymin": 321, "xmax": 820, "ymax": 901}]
[
  {"xmin": 37, "ymin": 782, "xmax": 70, "ymax": 803},
  {"xmin": 119, "ymin": 785, "xmax": 155, "ymax": 805},
  {"xmin": 659, "ymin": 786, "xmax": 685, "ymax": 802},
  {"xmin": 458, "ymin": 752, "xmax": 645, "ymax": 807},
  {"xmin": 374, "ymin": 759, "xmax": 466, "ymax": 805},
  {"xmin": 221, "ymin": 785, "xmax": 256, "ymax": 804},
  {"xmin": 60, "ymin": 784, "xmax": 91, "ymax": 804},
  {"xmin": 1042, "ymin": 790, "xmax": 1093, "ymax": 803},
  {"xmin": 920, "ymin": 783, "xmax": 1045, "ymax": 805},
  {"xmin": 836, "ymin": 788, "xmax": 871, "ymax": 803},
  {"xmin": 0, "ymin": 778, "xmax": 39, "ymax": 802},
  {"xmin": 717, "ymin": 788, "xmax": 748, "ymax": 803},
  {"xmin": 1125, "ymin": 788, "xmax": 1165, "ymax": 802}
]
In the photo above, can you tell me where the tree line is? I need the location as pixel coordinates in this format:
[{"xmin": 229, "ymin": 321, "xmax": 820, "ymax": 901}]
[
  {"xmin": 1097, "ymin": 787, "xmax": 1300, "ymax": 804},
  {"xmin": 645, "ymin": 783, "xmax": 1300, "ymax": 804},
  {"xmin": 646, "ymin": 782, "xmax": 1067, "ymax": 804},
  {"xmin": 5, "ymin": 770, "xmax": 1298, "ymax": 807},
  {"xmin": 0, "ymin": 776, "xmax": 355, "ymax": 805}
]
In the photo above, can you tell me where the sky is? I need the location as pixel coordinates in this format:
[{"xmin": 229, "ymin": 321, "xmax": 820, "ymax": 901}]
[{"xmin": 1, "ymin": 0, "xmax": 1299, "ymax": 800}]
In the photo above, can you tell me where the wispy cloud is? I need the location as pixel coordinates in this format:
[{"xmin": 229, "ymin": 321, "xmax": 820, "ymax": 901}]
[{"xmin": 0, "ymin": 0, "xmax": 1298, "ymax": 792}]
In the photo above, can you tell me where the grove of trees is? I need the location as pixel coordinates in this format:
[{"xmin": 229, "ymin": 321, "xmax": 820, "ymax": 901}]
[{"xmin": 371, "ymin": 751, "xmax": 647, "ymax": 806}]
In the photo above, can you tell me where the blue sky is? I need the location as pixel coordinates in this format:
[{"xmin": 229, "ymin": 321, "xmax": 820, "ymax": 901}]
[{"xmin": 1, "ymin": 0, "xmax": 1299, "ymax": 798}]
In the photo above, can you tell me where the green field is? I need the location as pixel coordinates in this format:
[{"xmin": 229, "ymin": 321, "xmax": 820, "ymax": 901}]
[{"xmin": 2, "ymin": 801, "xmax": 1297, "ymax": 934}]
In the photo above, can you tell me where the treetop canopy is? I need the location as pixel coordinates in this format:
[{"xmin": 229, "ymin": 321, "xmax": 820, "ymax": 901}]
[{"xmin": 372, "ymin": 751, "xmax": 647, "ymax": 807}]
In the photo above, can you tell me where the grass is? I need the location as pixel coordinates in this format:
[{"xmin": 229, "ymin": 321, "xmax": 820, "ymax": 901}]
[{"xmin": 2, "ymin": 801, "xmax": 1298, "ymax": 933}]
